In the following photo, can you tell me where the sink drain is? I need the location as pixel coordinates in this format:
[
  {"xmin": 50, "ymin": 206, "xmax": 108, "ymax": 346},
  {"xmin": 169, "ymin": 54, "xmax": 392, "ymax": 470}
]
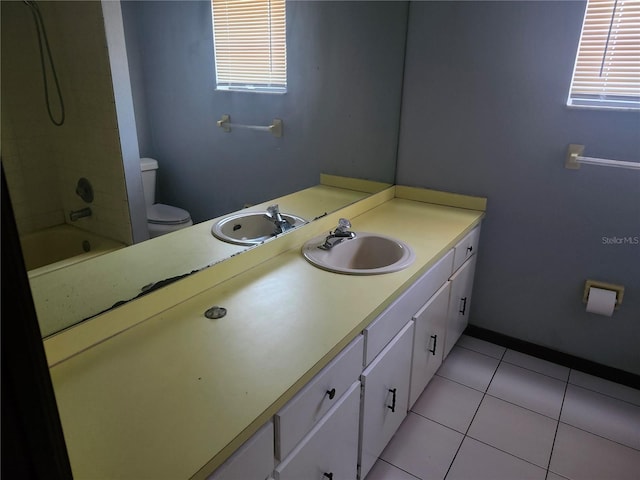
[{"xmin": 204, "ymin": 306, "xmax": 227, "ymax": 319}]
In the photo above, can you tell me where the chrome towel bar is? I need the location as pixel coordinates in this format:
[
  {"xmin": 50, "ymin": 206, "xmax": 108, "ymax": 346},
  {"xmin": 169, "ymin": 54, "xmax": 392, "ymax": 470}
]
[
  {"xmin": 565, "ymin": 144, "xmax": 640, "ymax": 170},
  {"xmin": 217, "ymin": 114, "xmax": 283, "ymax": 137}
]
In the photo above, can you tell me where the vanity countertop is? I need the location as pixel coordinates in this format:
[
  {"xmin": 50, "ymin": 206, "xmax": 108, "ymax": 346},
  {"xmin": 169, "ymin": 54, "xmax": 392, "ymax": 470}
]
[{"xmin": 47, "ymin": 186, "xmax": 485, "ymax": 480}]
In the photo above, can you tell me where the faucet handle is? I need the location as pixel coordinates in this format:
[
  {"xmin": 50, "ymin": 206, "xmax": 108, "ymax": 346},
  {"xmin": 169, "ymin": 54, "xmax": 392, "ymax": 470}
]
[
  {"xmin": 266, "ymin": 204, "xmax": 280, "ymax": 217},
  {"xmin": 335, "ymin": 218, "xmax": 351, "ymax": 233}
]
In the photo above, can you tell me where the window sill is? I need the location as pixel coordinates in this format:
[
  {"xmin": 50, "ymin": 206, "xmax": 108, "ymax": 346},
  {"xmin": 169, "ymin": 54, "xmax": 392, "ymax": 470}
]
[
  {"xmin": 216, "ymin": 87, "xmax": 287, "ymax": 95},
  {"xmin": 566, "ymin": 103, "xmax": 640, "ymax": 113}
]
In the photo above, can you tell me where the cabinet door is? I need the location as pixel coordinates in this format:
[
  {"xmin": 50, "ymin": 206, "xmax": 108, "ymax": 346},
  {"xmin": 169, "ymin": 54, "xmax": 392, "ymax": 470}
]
[
  {"xmin": 359, "ymin": 321, "xmax": 414, "ymax": 480},
  {"xmin": 274, "ymin": 381, "xmax": 361, "ymax": 480},
  {"xmin": 444, "ymin": 255, "xmax": 477, "ymax": 358},
  {"xmin": 208, "ymin": 421, "xmax": 274, "ymax": 480},
  {"xmin": 409, "ymin": 281, "xmax": 451, "ymax": 409},
  {"xmin": 363, "ymin": 249, "xmax": 453, "ymax": 366}
]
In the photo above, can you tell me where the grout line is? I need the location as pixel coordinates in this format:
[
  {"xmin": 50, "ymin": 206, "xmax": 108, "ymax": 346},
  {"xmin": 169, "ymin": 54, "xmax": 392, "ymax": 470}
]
[
  {"xmin": 500, "ymin": 357, "xmax": 570, "ymax": 383},
  {"xmin": 481, "ymin": 392, "xmax": 562, "ymax": 422},
  {"xmin": 455, "ymin": 342, "xmax": 505, "ymax": 361},
  {"xmin": 408, "ymin": 410, "xmax": 468, "ymax": 436},
  {"xmin": 433, "ymin": 372, "xmax": 491, "ymax": 395},
  {"xmin": 557, "ymin": 421, "xmax": 640, "ymax": 453},
  {"xmin": 544, "ymin": 377, "xmax": 567, "ymax": 480},
  {"xmin": 442, "ymin": 346, "xmax": 506, "ymax": 479},
  {"xmin": 567, "ymin": 375, "xmax": 640, "ymax": 408},
  {"xmin": 497, "ymin": 358, "xmax": 570, "ymax": 386},
  {"xmin": 374, "ymin": 458, "xmax": 421, "ymax": 480},
  {"xmin": 463, "ymin": 435, "xmax": 551, "ymax": 473}
]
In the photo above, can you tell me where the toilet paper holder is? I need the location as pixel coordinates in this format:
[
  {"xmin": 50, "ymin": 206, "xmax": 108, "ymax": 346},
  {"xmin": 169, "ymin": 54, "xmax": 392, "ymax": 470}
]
[{"xmin": 583, "ymin": 280, "xmax": 624, "ymax": 310}]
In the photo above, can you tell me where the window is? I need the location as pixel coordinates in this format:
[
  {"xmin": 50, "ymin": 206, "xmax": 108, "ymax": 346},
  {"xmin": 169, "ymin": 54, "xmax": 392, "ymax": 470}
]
[
  {"xmin": 567, "ymin": 0, "xmax": 640, "ymax": 110},
  {"xmin": 211, "ymin": 0, "xmax": 287, "ymax": 93}
]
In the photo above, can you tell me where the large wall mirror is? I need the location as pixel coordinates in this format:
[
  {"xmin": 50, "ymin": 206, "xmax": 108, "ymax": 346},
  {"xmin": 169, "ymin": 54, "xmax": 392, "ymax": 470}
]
[{"xmin": 1, "ymin": 0, "xmax": 408, "ymax": 337}]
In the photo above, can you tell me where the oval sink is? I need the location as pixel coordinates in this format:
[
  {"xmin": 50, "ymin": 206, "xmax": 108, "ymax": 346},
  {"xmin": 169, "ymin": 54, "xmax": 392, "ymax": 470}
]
[
  {"xmin": 212, "ymin": 211, "xmax": 306, "ymax": 246},
  {"xmin": 302, "ymin": 232, "xmax": 415, "ymax": 275}
]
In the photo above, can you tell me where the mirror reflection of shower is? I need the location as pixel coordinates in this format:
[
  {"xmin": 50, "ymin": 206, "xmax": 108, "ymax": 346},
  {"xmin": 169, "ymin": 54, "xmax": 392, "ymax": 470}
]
[
  {"xmin": 23, "ymin": 0, "xmax": 65, "ymax": 126},
  {"xmin": 1, "ymin": 0, "xmax": 134, "ymax": 272}
]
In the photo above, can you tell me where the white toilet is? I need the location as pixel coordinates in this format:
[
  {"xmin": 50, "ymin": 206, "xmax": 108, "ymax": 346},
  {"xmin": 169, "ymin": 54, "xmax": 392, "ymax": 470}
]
[{"xmin": 139, "ymin": 157, "xmax": 193, "ymax": 238}]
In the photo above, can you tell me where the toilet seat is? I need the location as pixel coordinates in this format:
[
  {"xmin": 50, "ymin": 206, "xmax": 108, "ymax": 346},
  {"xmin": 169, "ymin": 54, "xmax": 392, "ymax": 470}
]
[{"xmin": 147, "ymin": 203, "xmax": 191, "ymax": 225}]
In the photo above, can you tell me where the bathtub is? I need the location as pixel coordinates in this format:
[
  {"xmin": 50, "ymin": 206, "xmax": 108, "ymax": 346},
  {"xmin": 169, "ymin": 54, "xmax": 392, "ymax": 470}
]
[{"xmin": 20, "ymin": 224, "xmax": 127, "ymax": 277}]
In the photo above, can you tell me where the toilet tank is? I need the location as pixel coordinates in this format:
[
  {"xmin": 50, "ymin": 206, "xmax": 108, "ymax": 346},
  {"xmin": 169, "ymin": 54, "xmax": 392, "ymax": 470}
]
[{"xmin": 140, "ymin": 157, "xmax": 159, "ymax": 207}]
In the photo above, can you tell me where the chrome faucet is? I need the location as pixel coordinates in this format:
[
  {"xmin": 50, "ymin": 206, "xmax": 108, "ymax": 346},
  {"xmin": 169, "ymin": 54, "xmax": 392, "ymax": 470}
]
[
  {"xmin": 69, "ymin": 207, "xmax": 92, "ymax": 221},
  {"xmin": 264, "ymin": 204, "xmax": 293, "ymax": 234},
  {"xmin": 318, "ymin": 218, "xmax": 356, "ymax": 250}
]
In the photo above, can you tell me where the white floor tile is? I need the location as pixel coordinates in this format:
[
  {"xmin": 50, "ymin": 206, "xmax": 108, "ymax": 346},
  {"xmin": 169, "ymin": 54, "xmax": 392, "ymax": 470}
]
[
  {"xmin": 446, "ymin": 437, "xmax": 547, "ymax": 480},
  {"xmin": 561, "ymin": 384, "xmax": 640, "ymax": 450},
  {"xmin": 455, "ymin": 335, "xmax": 506, "ymax": 359},
  {"xmin": 436, "ymin": 346, "xmax": 500, "ymax": 392},
  {"xmin": 569, "ymin": 370, "xmax": 640, "ymax": 406},
  {"xmin": 411, "ymin": 375, "xmax": 484, "ymax": 433},
  {"xmin": 467, "ymin": 395, "xmax": 557, "ymax": 468},
  {"xmin": 364, "ymin": 459, "xmax": 419, "ymax": 480},
  {"xmin": 502, "ymin": 350, "xmax": 570, "ymax": 381},
  {"xmin": 380, "ymin": 412, "xmax": 463, "ymax": 480},
  {"xmin": 549, "ymin": 423, "xmax": 640, "ymax": 480},
  {"xmin": 488, "ymin": 362, "xmax": 566, "ymax": 419}
]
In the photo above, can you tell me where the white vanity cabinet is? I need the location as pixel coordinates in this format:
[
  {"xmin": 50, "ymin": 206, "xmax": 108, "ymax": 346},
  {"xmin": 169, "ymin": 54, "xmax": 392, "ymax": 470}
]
[
  {"xmin": 409, "ymin": 281, "xmax": 451, "ymax": 408},
  {"xmin": 443, "ymin": 254, "xmax": 477, "ymax": 358},
  {"xmin": 359, "ymin": 321, "xmax": 414, "ymax": 479},
  {"xmin": 363, "ymin": 249, "xmax": 454, "ymax": 367},
  {"xmin": 443, "ymin": 226, "xmax": 480, "ymax": 358},
  {"xmin": 274, "ymin": 381, "xmax": 361, "ymax": 480},
  {"xmin": 207, "ymin": 421, "xmax": 275, "ymax": 480}
]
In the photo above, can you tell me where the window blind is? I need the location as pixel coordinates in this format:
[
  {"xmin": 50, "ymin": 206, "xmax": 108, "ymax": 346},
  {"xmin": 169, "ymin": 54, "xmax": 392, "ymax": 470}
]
[
  {"xmin": 212, "ymin": 0, "xmax": 287, "ymax": 92},
  {"xmin": 568, "ymin": 0, "xmax": 640, "ymax": 109}
]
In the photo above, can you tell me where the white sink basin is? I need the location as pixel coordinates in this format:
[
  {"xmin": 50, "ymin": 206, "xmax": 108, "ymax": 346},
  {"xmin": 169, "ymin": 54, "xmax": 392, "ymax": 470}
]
[
  {"xmin": 302, "ymin": 232, "xmax": 415, "ymax": 275},
  {"xmin": 212, "ymin": 211, "xmax": 306, "ymax": 246}
]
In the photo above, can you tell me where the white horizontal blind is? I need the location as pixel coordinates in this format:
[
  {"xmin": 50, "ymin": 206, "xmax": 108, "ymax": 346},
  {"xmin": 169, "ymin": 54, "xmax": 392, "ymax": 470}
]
[
  {"xmin": 212, "ymin": 0, "xmax": 287, "ymax": 92},
  {"xmin": 568, "ymin": 0, "xmax": 640, "ymax": 109}
]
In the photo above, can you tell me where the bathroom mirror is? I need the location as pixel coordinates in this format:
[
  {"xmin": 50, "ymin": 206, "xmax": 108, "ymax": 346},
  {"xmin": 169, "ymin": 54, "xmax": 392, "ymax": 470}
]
[{"xmin": 0, "ymin": 0, "xmax": 408, "ymax": 337}]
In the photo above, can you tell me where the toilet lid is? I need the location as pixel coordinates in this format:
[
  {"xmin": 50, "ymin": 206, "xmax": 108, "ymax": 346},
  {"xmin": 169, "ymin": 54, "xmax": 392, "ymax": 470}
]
[{"xmin": 148, "ymin": 204, "xmax": 191, "ymax": 225}]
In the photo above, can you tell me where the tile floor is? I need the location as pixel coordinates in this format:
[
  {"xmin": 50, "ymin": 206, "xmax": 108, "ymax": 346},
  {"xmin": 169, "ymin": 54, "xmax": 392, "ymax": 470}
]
[{"xmin": 366, "ymin": 335, "xmax": 640, "ymax": 480}]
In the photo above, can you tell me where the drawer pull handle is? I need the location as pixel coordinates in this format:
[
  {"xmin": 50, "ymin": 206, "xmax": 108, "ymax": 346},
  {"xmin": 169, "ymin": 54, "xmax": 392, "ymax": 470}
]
[
  {"xmin": 466, "ymin": 245, "xmax": 473, "ymax": 254},
  {"xmin": 323, "ymin": 473, "xmax": 333, "ymax": 480},
  {"xmin": 459, "ymin": 297, "xmax": 467, "ymax": 315},
  {"xmin": 428, "ymin": 335, "xmax": 437, "ymax": 355},
  {"xmin": 387, "ymin": 388, "xmax": 397, "ymax": 413},
  {"xmin": 326, "ymin": 388, "xmax": 336, "ymax": 400}
]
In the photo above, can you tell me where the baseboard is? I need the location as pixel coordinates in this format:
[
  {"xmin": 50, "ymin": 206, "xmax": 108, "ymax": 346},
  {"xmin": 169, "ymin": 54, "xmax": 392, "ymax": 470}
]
[{"xmin": 464, "ymin": 325, "xmax": 640, "ymax": 391}]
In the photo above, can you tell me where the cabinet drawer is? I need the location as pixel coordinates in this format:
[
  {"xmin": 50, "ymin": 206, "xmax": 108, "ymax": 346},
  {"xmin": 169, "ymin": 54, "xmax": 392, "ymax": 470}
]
[
  {"xmin": 363, "ymin": 249, "xmax": 453, "ymax": 366},
  {"xmin": 208, "ymin": 421, "xmax": 274, "ymax": 480},
  {"xmin": 452, "ymin": 225, "xmax": 480, "ymax": 273},
  {"xmin": 274, "ymin": 381, "xmax": 361, "ymax": 480},
  {"xmin": 275, "ymin": 336, "xmax": 363, "ymax": 461}
]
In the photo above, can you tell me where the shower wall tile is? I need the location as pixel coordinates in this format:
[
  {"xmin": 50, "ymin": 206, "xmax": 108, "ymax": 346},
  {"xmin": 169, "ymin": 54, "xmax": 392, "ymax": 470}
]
[{"xmin": 2, "ymin": 0, "xmax": 132, "ymax": 244}]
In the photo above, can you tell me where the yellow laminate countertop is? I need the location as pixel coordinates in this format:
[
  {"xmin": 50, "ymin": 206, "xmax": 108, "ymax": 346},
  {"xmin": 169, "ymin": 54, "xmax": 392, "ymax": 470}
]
[
  {"xmin": 31, "ymin": 180, "xmax": 379, "ymax": 337},
  {"xmin": 48, "ymin": 188, "xmax": 485, "ymax": 480}
]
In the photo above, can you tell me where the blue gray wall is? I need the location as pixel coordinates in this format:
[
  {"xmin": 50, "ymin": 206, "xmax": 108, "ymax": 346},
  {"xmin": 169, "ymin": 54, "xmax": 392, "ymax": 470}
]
[
  {"xmin": 121, "ymin": 1, "xmax": 407, "ymax": 222},
  {"xmin": 397, "ymin": 1, "xmax": 640, "ymax": 374}
]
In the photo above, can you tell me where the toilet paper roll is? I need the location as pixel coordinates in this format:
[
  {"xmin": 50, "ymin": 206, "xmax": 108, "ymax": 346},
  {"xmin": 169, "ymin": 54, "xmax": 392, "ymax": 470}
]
[{"xmin": 586, "ymin": 287, "xmax": 617, "ymax": 317}]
